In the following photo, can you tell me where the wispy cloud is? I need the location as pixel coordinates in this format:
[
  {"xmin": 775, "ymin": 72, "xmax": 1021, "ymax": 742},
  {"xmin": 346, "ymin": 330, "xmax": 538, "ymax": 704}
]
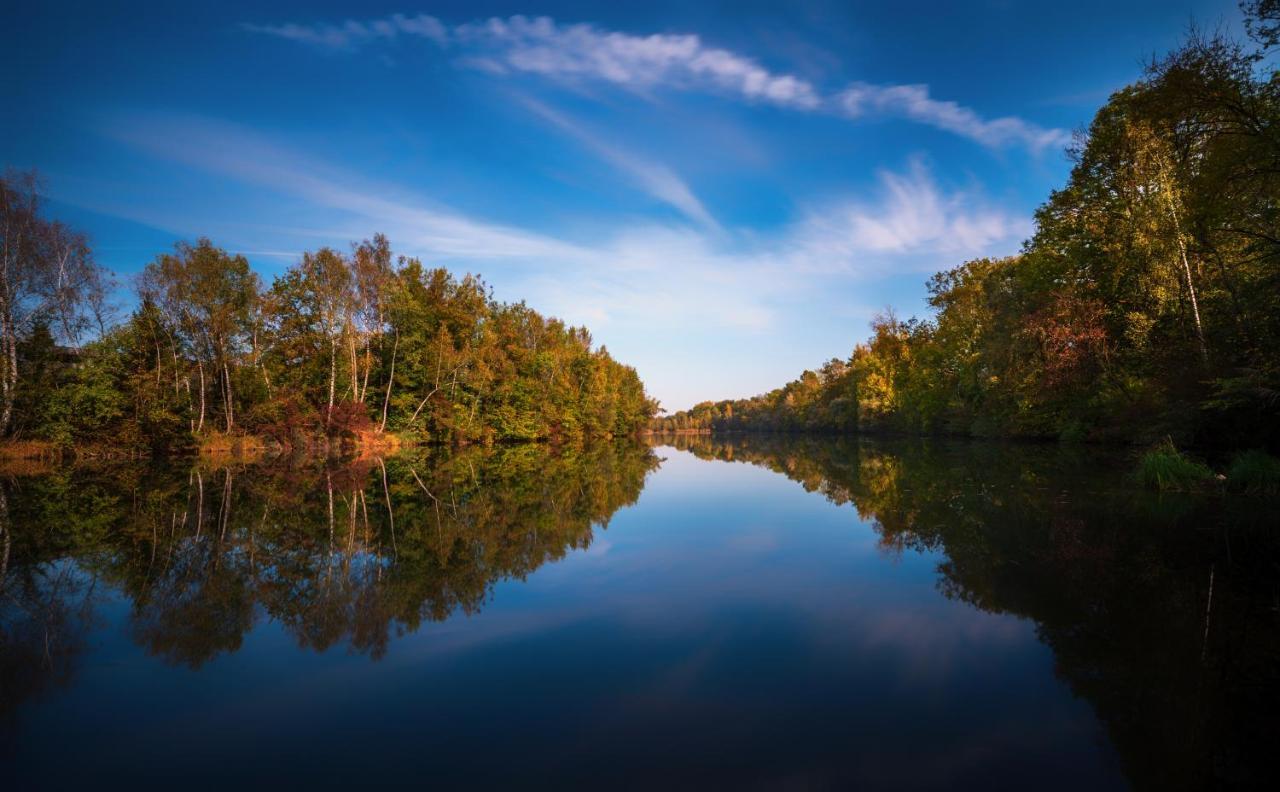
[
  {"xmin": 103, "ymin": 113, "xmax": 583, "ymax": 262},
  {"xmin": 105, "ymin": 112, "xmax": 1025, "ymax": 288},
  {"xmin": 247, "ymin": 14, "xmax": 820, "ymax": 110},
  {"xmin": 780, "ymin": 158, "xmax": 1032, "ymax": 271},
  {"xmin": 242, "ymin": 13, "xmax": 447, "ymax": 50},
  {"xmin": 451, "ymin": 16, "xmax": 822, "ymax": 110},
  {"xmin": 244, "ymin": 12, "xmax": 1065, "ymax": 154},
  {"xmin": 837, "ymin": 83, "xmax": 1071, "ymax": 153},
  {"xmin": 101, "ymin": 114, "xmax": 1028, "ymax": 405},
  {"xmin": 519, "ymin": 98, "xmax": 721, "ymax": 231}
]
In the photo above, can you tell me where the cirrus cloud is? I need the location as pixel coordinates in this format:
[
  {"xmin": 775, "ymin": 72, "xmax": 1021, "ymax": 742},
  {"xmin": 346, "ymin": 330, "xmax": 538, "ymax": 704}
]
[
  {"xmin": 243, "ymin": 12, "xmax": 1067, "ymax": 154},
  {"xmin": 838, "ymin": 82, "xmax": 1071, "ymax": 153}
]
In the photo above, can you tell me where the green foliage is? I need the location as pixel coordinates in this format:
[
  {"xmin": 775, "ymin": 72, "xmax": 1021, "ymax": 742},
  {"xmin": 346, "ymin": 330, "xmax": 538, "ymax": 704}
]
[
  {"xmin": 659, "ymin": 13, "xmax": 1280, "ymax": 454},
  {"xmin": 1136, "ymin": 440, "xmax": 1215, "ymax": 492},
  {"xmin": 1226, "ymin": 449, "xmax": 1280, "ymax": 493},
  {"xmin": 8, "ymin": 234, "xmax": 655, "ymax": 453}
]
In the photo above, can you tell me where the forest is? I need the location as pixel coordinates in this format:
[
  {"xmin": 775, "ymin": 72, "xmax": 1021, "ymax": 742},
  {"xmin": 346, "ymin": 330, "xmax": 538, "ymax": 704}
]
[
  {"xmin": 655, "ymin": 6, "xmax": 1280, "ymax": 454},
  {"xmin": 0, "ymin": 182, "xmax": 656, "ymax": 455}
]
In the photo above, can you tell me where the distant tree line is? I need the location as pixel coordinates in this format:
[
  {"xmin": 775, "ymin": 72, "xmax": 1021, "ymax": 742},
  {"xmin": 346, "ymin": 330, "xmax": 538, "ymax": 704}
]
[
  {"xmin": 656, "ymin": 8, "xmax": 1280, "ymax": 451},
  {"xmin": 0, "ymin": 178, "xmax": 655, "ymax": 453}
]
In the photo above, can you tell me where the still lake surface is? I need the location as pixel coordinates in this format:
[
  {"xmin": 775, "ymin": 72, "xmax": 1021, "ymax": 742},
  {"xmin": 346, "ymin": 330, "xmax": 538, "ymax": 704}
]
[{"xmin": 1, "ymin": 435, "xmax": 1276, "ymax": 789}]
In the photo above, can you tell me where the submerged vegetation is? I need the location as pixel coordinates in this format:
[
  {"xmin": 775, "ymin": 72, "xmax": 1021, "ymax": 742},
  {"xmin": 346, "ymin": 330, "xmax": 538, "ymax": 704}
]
[
  {"xmin": 0, "ymin": 181, "xmax": 655, "ymax": 454},
  {"xmin": 656, "ymin": 7, "xmax": 1280, "ymax": 455}
]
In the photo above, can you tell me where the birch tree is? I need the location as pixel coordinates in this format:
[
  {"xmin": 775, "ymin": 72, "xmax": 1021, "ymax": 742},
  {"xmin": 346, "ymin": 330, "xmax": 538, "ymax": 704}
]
[
  {"xmin": 140, "ymin": 240, "xmax": 257, "ymax": 434},
  {"xmin": 0, "ymin": 170, "xmax": 110, "ymax": 435}
]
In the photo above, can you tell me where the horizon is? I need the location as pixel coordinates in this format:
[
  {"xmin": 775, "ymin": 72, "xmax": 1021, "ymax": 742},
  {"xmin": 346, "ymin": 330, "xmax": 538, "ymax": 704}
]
[{"xmin": 2, "ymin": 0, "xmax": 1245, "ymax": 411}]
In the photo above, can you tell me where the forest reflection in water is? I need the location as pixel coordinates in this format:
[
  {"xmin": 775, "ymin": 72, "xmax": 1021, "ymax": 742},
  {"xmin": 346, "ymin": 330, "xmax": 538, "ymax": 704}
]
[
  {"xmin": 0, "ymin": 442, "xmax": 658, "ymax": 689},
  {"xmin": 662, "ymin": 432, "xmax": 1280, "ymax": 789},
  {"xmin": 2, "ymin": 435, "xmax": 1278, "ymax": 789}
]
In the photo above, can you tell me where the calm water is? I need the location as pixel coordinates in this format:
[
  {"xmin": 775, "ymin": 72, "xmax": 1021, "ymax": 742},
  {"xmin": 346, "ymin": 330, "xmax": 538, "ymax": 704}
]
[{"xmin": 2, "ymin": 436, "xmax": 1277, "ymax": 789}]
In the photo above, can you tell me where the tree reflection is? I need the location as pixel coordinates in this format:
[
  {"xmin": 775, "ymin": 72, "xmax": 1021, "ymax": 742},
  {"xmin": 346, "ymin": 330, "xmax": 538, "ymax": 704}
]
[
  {"xmin": 6, "ymin": 435, "xmax": 1277, "ymax": 787},
  {"xmin": 660, "ymin": 433, "xmax": 1280, "ymax": 790},
  {"xmin": 0, "ymin": 442, "xmax": 659, "ymax": 697}
]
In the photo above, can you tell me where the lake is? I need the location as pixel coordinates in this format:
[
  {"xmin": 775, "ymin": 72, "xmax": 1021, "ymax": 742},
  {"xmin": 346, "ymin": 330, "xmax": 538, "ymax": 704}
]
[{"xmin": 2, "ymin": 436, "xmax": 1276, "ymax": 789}]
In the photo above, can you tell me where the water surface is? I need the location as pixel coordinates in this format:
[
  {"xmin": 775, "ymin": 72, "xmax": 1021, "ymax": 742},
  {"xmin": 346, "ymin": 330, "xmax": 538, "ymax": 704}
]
[{"xmin": 2, "ymin": 436, "xmax": 1276, "ymax": 789}]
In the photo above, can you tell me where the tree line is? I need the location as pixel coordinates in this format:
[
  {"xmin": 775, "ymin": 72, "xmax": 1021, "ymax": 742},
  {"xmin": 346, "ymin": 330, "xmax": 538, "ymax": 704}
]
[
  {"xmin": 656, "ymin": 5, "xmax": 1280, "ymax": 452},
  {"xmin": 0, "ymin": 183, "xmax": 656, "ymax": 453}
]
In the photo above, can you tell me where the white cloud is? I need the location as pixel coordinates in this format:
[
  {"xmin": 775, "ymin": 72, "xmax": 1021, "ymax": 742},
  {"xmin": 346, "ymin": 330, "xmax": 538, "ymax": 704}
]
[
  {"xmin": 105, "ymin": 113, "xmax": 1025, "ymax": 291},
  {"xmin": 241, "ymin": 13, "xmax": 446, "ymax": 50},
  {"xmin": 246, "ymin": 13, "xmax": 819, "ymax": 110},
  {"xmin": 452, "ymin": 16, "xmax": 822, "ymax": 110},
  {"xmin": 101, "ymin": 115, "xmax": 1029, "ymax": 407},
  {"xmin": 244, "ymin": 13, "xmax": 1065, "ymax": 153},
  {"xmin": 518, "ymin": 98, "xmax": 721, "ymax": 231},
  {"xmin": 780, "ymin": 158, "xmax": 1032, "ymax": 271},
  {"xmin": 103, "ymin": 114, "xmax": 582, "ymax": 262},
  {"xmin": 838, "ymin": 82, "xmax": 1071, "ymax": 153}
]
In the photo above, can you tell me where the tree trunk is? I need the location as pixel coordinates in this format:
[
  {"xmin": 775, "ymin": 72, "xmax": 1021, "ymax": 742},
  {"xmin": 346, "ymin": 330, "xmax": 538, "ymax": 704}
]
[
  {"xmin": 1156, "ymin": 152, "xmax": 1209, "ymax": 365},
  {"xmin": 409, "ymin": 386, "xmax": 441, "ymax": 427},
  {"xmin": 1176, "ymin": 238, "xmax": 1209, "ymax": 366},
  {"xmin": 222, "ymin": 358, "xmax": 234, "ymax": 432},
  {"xmin": 360, "ymin": 337, "xmax": 373, "ymax": 404},
  {"xmin": 196, "ymin": 359, "xmax": 206, "ymax": 434},
  {"xmin": 327, "ymin": 335, "xmax": 337, "ymax": 427},
  {"xmin": 170, "ymin": 337, "xmax": 181, "ymax": 397},
  {"xmin": 349, "ymin": 331, "xmax": 359, "ymax": 404},
  {"xmin": 380, "ymin": 330, "xmax": 398, "ymax": 433},
  {"xmin": 254, "ymin": 327, "xmax": 273, "ymax": 399},
  {"xmin": 0, "ymin": 319, "xmax": 17, "ymax": 436}
]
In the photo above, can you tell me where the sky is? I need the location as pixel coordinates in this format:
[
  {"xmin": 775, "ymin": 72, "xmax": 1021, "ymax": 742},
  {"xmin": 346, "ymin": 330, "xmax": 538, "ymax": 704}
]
[{"xmin": 2, "ymin": 0, "xmax": 1246, "ymax": 411}]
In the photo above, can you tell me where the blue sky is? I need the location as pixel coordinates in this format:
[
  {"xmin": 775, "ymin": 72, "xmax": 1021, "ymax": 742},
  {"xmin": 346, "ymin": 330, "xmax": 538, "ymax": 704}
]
[{"xmin": 3, "ymin": 0, "xmax": 1244, "ymax": 410}]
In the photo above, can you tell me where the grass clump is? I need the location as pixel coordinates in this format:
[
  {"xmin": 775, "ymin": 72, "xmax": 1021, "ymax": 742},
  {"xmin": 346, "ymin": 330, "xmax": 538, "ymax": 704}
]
[
  {"xmin": 1226, "ymin": 449, "xmax": 1280, "ymax": 494},
  {"xmin": 1137, "ymin": 439, "xmax": 1214, "ymax": 492}
]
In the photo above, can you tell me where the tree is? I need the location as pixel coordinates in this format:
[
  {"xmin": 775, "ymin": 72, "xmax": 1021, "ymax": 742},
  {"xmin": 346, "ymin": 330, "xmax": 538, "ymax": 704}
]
[
  {"xmin": 279, "ymin": 248, "xmax": 354, "ymax": 428},
  {"xmin": 141, "ymin": 240, "xmax": 257, "ymax": 433},
  {"xmin": 0, "ymin": 170, "xmax": 111, "ymax": 435},
  {"xmin": 665, "ymin": 5, "xmax": 1279, "ymax": 449},
  {"xmin": 1243, "ymin": 0, "xmax": 1280, "ymax": 50}
]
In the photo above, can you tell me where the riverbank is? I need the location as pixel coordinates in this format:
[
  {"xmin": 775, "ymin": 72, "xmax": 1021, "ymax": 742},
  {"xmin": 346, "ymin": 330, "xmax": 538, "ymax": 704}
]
[
  {"xmin": 196, "ymin": 429, "xmax": 407, "ymax": 460},
  {"xmin": 647, "ymin": 429, "xmax": 1280, "ymax": 495},
  {"xmin": 0, "ymin": 427, "xmax": 648, "ymax": 465},
  {"xmin": 0, "ymin": 430, "xmax": 412, "ymax": 464}
]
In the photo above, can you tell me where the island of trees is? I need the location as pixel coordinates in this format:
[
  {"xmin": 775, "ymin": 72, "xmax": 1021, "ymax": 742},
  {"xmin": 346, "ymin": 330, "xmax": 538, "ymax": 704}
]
[
  {"xmin": 655, "ymin": 7, "xmax": 1280, "ymax": 463},
  {"xmin": 0, "ymin": 178, "xmax": 656, "ymax": 456}
]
